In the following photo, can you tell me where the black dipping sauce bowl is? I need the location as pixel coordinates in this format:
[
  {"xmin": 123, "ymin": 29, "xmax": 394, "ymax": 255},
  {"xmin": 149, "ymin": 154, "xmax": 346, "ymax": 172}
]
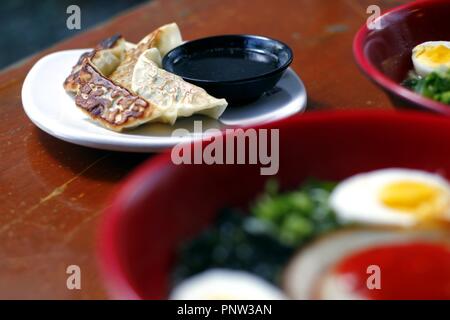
[{"xmin": 162, "ymin": 35, "xmax": 293, "ymax": 105}]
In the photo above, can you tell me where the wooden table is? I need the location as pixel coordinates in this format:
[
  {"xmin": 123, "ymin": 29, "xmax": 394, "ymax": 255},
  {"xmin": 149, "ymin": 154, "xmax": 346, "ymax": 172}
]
[{"xmin": 0, "ymin": 0, "xmax": 408, "ymax": 299}]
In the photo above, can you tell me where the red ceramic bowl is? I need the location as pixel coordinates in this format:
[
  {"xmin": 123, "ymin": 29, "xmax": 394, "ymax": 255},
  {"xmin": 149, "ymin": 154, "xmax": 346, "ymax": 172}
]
[
  {"xmin": 354, "ymin": 0, "xmax": 450, "ymax": 114},
  {"xmin": 98, "ymin": 110, "xmax": 450, "ymax": 299}
]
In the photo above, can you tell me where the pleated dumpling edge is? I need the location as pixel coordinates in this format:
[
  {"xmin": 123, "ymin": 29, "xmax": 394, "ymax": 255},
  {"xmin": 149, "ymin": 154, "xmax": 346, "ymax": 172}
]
[{"xmin": 131, "ymin": 48, "xmax": 228, "ymax": 125}]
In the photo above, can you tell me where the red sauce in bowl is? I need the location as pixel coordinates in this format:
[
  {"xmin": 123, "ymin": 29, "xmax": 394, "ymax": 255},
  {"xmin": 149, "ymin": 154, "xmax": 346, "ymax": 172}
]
[{"xmin": 334, "ymin": 242, "xmax": 450, "ymax": 300}]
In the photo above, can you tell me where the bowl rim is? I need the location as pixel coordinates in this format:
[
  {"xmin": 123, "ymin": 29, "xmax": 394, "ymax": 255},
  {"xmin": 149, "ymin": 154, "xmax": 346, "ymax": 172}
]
[
  {"xmin": 98, "ymin": 152, "xmax": 173, "ymax": 299},
  {"xmin": 162, "ymin": 34, "xmax": 294, "ymax": 84},
  {"xmin": 353, "ymin": 0, "xmax": 450, "ymax": 115},
  {"xmin": 97, "ymin": 109, "xmax": 450, "ymax": 300}
]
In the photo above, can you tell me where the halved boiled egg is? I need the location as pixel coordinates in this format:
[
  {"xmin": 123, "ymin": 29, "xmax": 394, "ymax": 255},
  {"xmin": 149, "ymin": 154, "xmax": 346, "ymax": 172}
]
[
  {"xmin": 283, "ymin": 229, "xmax": 450, "ymax": 300},
  {"xmin": 412, "ymin": 41, "xmax": 450, "ymax": 77},
  {"xmin": 170, "ymin": 269, "xmax": 286, "ymax": 300},
  {"xmin": 329, "ymin": 168, "xmax": 450, "ymax": 227}
]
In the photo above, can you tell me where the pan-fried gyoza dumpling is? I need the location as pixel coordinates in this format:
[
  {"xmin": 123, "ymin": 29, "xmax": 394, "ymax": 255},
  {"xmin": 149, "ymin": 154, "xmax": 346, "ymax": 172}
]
[
  {"xmin": 132, "ymin": 48, "xmax": 227, "ymax": 124},
  {"xmin": 109, "ymin": 23, "xmax": 182, "ymax": 89},
  {"xmin": 63, "ymin": 23, "xmax": 228, "ymax": 131},
  {"xmin": 64, "ymin": 35, "xmax": 156, "ymax": 131},
  {"xmin": 63, "ymin": 34, "xmax": 128, "ymax": 93}
]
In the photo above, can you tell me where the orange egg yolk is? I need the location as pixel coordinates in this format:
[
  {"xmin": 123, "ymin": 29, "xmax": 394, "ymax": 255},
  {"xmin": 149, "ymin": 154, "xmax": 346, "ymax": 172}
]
[
  {"xmin": 379, "ymin": 181, "xmax": 447, "ymax": 220},
  {"xmin": 415, "ymin": 45, "xmax": 450, "ymax": 66}
]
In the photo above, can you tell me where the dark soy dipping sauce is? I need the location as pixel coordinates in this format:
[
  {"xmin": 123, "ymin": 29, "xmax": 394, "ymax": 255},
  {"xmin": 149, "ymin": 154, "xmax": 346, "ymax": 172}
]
[{"xmin": 172, "ymin": 48, "xmax": 279, "ymax": 82}]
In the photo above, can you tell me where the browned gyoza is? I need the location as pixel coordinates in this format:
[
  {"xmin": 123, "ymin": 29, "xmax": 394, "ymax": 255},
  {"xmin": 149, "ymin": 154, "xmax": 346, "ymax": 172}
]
[
  {"xmin": 64, "ymin": 34, "xmax": 154, "ymax": 131},
  {"xmin": 63, "ymin": 23, "xmax": 228, "ymax": 132}
]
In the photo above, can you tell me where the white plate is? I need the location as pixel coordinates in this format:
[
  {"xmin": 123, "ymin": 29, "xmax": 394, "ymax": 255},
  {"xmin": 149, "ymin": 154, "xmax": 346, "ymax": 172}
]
[{"xmin": 22, "ymin": 49, "xmax": 307, "ymax": 152}]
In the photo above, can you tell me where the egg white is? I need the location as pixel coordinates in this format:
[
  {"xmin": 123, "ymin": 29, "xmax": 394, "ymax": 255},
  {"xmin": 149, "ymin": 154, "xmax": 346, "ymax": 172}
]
[
  {"xmin": 170, "ymin": 269, "xmax": 286, "ymax": 300},
  {"xmin": 412, "ymin": 41, "xmax": 450, "ymax": 77},
  {"xmin": 329, "ymin": 168, "xmax": 450, "ymax": 227}
]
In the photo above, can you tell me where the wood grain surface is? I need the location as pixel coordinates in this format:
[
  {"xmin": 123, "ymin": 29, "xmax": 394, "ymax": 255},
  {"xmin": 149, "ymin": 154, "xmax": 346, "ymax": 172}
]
[{"xmin": 0, "ymin": 0, "xmax": 409, "ymax": 299}]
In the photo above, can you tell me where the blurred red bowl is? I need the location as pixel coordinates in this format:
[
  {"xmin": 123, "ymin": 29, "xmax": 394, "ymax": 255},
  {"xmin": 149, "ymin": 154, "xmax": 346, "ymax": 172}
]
[
  {"xmin": 98, "ymin": 110, "xmax": 450, "ymax": 299},
  {"xmin": 353, "ymin": 0, "xmax": 450, "ymax": 114}
]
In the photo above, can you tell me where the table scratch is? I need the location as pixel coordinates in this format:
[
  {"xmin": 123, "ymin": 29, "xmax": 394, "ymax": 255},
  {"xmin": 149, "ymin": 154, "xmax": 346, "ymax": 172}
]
[
  {"xmin": 60, "ymin": 207, "xmax": 108, "ymax": 245},
  {"xmin": 0, "ymin": 154, "xmax": 110, "ymax": 235}
]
